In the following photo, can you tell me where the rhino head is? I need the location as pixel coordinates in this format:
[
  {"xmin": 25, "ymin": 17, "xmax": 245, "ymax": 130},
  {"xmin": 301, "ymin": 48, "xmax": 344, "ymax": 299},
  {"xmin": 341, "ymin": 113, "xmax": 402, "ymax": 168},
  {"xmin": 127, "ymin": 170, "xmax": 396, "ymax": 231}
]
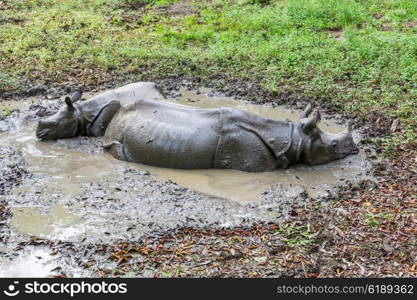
[
  {"xmin": 36, "ymin": 90, "xmax": 82, "ymax": 140},
  {"xmin": 298, "ymin": 103, "xmax": 359, "ymax": 165}
]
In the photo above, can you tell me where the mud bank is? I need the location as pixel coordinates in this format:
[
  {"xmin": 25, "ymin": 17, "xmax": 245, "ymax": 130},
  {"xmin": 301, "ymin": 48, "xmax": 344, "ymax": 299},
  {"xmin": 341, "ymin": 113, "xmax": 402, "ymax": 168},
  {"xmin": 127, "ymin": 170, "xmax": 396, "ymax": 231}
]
[{"xmin": 0, "ymin": 85, "xmax": 372, "ymax": 277}]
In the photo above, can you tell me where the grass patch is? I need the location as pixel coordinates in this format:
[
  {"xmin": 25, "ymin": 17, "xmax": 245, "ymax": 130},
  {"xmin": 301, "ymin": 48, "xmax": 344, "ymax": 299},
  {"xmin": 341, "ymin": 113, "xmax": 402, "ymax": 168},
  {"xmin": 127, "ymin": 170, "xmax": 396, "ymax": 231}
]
[
  {"xmin": 0, "ymin": 71, "xmax": 19, "ymax": 92},
  {"xmin": 274, "ymin": 223, "xmax": 317, "ymax": 248},
  {"xmin": 0, "ymin": 0, "xmax": 416, "ymax": 142}
]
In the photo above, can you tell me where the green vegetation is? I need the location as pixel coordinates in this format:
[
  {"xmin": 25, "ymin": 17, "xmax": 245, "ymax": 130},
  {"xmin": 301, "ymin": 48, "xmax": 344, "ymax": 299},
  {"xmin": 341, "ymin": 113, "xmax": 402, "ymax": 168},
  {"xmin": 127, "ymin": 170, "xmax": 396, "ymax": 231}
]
[
  {"xmin": 0, "ymin": 0, "xmax": 416, "ymax": 142},
  {"xmin": 275, "ymin": 223, "xmax": 317, "ymax": 248}
]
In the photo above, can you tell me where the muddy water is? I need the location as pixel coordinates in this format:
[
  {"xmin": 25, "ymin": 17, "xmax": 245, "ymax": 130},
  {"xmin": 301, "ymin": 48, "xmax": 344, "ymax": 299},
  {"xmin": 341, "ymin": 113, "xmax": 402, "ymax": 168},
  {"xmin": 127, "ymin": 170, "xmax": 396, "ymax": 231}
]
[
  {"xmin": 0, "ymin": 89, "xmax": 368, "ymax": 245},
  {"xmin": 0, "ymin": 246, "xmax": 86, "ymax": 277},
  {"xmin": 11, "ymin": 204, "xmax": 83, "ymax": 240},
  {"xmin": 0, "ymin": 247, "xmax": 59, "ymax": 277}
]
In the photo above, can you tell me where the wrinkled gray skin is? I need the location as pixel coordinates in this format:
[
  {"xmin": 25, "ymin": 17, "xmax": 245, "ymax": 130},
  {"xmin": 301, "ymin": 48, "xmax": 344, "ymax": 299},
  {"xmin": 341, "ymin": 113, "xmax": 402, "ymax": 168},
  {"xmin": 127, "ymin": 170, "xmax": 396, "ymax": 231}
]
[
  {"xmin": 36, "ymin": 82, "xmax": 164, "ymax": 139},
  {"xmin": 103, "ymin": 100, "xmax": 359, "ymax": 172}
]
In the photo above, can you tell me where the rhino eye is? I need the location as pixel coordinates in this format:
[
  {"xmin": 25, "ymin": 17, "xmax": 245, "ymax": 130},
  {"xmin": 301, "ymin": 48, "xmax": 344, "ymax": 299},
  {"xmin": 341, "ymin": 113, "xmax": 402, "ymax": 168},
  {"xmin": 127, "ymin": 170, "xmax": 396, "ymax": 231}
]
[{"xmin": 331, "ymin": 141, "xmax": 338, "ymax": 148}]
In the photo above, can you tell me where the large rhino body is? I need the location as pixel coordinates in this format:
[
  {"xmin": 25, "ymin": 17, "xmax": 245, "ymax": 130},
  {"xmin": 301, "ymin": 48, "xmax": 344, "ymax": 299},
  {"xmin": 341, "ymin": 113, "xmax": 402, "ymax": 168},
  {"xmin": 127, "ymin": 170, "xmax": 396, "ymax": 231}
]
[
  {"xmin": 36, "ymin": 82, "xmax": 359, "ymax": 172},
  {"xmin": 103, "ymin": 100, "xmax": 292, "ymax": 171},
  {"xmin": 103, "ymin": 99, "xmax": 359, "ymax": 172}
]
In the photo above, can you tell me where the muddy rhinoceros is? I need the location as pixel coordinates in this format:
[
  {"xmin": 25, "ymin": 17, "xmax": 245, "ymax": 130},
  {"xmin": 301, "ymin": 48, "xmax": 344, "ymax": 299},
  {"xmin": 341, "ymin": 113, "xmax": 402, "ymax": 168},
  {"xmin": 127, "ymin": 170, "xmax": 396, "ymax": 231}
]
[
  {"xmin": 36, "ymin": 82, "xmax": 164, "ymax": 139},
  {"xmin": 102, "ymin": 100, "xmax": 359, "ymax": 172},
  {"xmin": 36, "ymin": 82, "xmax": 359, "ymax": 172}
]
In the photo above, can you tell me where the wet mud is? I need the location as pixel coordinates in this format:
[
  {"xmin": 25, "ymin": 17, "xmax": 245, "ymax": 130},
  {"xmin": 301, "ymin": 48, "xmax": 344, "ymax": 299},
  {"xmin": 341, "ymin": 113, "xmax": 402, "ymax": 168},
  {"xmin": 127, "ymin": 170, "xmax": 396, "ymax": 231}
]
[
  {"xmin": 0, "ymin": 245, "xmax": 87, "ymax": 277},
  {"xmin": 0, "ymin": 86, "xmax": 371, "ymax": 277},
  {"xmin": 0, "ymin": 146, "xmax": 30, "ymax": 195}
]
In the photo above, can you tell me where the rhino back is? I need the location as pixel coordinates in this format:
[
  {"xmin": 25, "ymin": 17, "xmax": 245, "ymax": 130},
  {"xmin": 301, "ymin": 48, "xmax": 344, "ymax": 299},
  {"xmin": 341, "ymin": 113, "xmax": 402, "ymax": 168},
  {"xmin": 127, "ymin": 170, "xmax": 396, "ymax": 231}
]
[
  {"xmin": 112, "ymin": 100, "xmax": 222, "ymax": 169},
  {"xmin": 88, "ymin": 82, "xmax": 164, "ymax": 106}
]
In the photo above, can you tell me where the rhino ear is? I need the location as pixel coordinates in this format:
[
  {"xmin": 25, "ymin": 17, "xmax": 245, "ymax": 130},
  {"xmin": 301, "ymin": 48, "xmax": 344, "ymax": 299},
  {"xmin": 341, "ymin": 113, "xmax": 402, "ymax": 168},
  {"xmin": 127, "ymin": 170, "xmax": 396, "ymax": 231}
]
[
  {"xmin": 65, "ymin": 96, "xmax": 75, "ymax": 112},
  {"xmin": 300, "ymin": 101, "xmax": 313, "ymax": 120},
  {"xmin": 70, "ymin": 89, "xmax": 82, "ymax": 103},
  {"xmin": 301, "ymin": 109, "xmax": 320, "ymax": 134}
]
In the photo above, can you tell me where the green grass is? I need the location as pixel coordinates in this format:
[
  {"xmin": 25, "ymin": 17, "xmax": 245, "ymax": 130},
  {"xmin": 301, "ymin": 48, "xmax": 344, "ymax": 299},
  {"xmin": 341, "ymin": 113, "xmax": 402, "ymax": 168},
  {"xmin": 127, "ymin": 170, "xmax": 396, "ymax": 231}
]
[
  {"xmin": 0, "ymin": 70, "xmax": 19, "ymax": 91},
  {"xmin": 274, "ymin": 223, "xmax": 317, "ymax": 248},
  {"xmin": 0, "ymin": 0, "xmax": 416, "ymax": 142}
]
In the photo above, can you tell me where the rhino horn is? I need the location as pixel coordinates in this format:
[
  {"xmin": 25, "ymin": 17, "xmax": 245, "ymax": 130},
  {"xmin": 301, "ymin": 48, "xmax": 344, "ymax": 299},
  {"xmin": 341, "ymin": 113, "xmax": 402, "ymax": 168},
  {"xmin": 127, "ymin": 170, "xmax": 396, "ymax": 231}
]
[
  {"xmin": 302, "ymin": 109, "xmax": 320, "ymax": 134},
  {"xmin": 344, "ymin": 121, "xmax": 353, "ymax": 135},
  {"xmin": 300, "ymin": 101, "xmax": 313, "ymax": 119}
]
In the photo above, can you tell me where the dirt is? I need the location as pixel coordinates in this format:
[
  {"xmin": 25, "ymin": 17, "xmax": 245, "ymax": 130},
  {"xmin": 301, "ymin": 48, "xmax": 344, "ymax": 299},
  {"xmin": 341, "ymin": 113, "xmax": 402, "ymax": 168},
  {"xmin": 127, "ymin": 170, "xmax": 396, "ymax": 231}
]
[
  {"xmin": 403, "ymin": 20, "xmax": 417, "ymax": 29},
  {"xmin": 0, "ymin": 80, "xmax": 384, "ymax": 278},
  {"xmin": 155, "ymin": 0, "xmax": 197, "ymax": 16},
  {"xmin": 325, "ymin": 29, "xmax": 345, "ymax": 41},
  {"xmin": 0, "ymin": 146, "xmax": 30, "ymax": 195}
]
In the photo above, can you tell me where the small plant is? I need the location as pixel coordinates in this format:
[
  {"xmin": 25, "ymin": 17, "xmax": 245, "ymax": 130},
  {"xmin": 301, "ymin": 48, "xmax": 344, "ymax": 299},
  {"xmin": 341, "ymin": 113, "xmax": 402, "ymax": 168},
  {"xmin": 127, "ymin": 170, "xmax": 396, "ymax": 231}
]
[
  {"xmin": 274, "ymin": 223, "xmax": 317, "ymax": 248},
  {"xmin": 2, "ymin": 108, "xmax": 13, "ymax": 117},
  {"xmin": 0, "ymin": 72, "xmax": 17, "ymax": 92},
  {"xmin": 365, "ymin": 212, "xmax": 394, "ymax": 228}
]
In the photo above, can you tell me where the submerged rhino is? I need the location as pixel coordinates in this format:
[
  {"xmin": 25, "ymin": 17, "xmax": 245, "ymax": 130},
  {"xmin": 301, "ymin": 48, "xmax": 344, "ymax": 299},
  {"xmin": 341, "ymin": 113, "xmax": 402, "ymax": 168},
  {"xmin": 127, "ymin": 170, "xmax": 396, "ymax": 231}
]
[
  {"xmin": 36, "ymin": 82, "xmax": 358, "ymax": 172},
  {"xmin": 103, "ymin": 99, "xmax": 359, "ymax": 172},
  {"xmin": 36, "ymin": 82, "xmax": 164, "ymax": 139}
]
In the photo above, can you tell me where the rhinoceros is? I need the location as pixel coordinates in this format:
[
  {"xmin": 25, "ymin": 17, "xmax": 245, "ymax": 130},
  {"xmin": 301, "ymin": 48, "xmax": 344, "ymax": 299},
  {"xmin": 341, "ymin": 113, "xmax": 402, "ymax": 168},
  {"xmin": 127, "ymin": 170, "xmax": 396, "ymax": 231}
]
[
  {"xmin": 36, "ymin": 82, "xmax": 164, "ymax": 139},
  {"xmin": 102, "ymin": 99, "xmax": 359, "ymax": 172},
  {"xmin": 36, "ymin": 82, "xmax": 359, "ymax": 172}
]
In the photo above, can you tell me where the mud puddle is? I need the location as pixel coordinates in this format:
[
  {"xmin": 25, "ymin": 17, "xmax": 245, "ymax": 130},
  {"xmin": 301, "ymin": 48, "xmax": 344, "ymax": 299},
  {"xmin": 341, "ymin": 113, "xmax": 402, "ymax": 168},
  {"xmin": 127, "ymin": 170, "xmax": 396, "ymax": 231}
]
[
  {"xmin": 1, "ymin": 90, "xmax": 367, "ymax": 203},
  {"xmin": 11, "ymin": 204, "xmax": 83, "ymax": 240},
  {"xmin": 0, "ymin": 87, "xmax": 370, "ymax": 253}
]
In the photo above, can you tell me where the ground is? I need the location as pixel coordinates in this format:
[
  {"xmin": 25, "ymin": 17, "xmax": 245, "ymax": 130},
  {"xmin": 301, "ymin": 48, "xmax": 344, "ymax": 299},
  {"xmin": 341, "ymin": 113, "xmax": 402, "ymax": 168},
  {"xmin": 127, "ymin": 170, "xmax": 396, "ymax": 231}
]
[{"xmin": 0, "ymin": 0, "xmax": 416, "ymax": 277}]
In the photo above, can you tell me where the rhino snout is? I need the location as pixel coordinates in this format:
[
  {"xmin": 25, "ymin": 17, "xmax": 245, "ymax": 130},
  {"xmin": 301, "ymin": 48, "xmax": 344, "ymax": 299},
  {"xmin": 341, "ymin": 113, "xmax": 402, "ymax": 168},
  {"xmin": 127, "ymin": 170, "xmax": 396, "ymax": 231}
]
[
  {"xmin": 36, "ymin": 119, "xmax": 57, "ymax": 139},
  {"xmin": 339, "ymin": 142, "xmax": 359, "ymax": 158}
]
